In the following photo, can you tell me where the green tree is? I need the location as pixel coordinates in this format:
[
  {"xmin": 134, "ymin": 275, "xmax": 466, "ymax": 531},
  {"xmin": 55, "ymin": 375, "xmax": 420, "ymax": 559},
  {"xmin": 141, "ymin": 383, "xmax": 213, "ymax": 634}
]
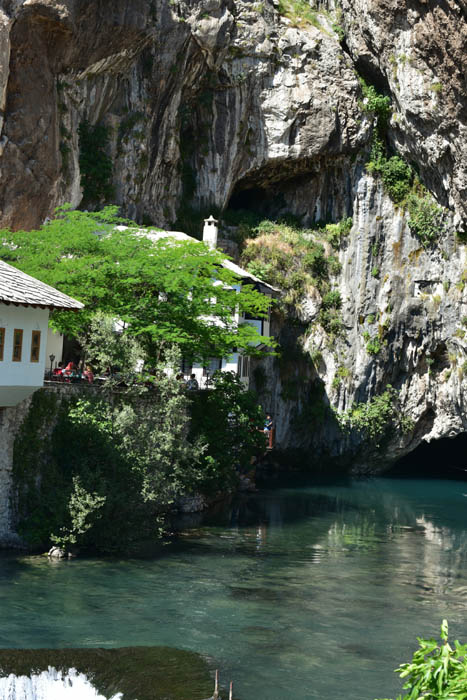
[
  {"xmin": 0, "ymin": 206, "xmax": 274, "ymax": 364},
  {"xmin": 188, "ymin": 371, "xmax": 267, "ymax": 489},
  {"xmin": 19, "ymin": 347, "xmax": 208, "ymax": 553}
]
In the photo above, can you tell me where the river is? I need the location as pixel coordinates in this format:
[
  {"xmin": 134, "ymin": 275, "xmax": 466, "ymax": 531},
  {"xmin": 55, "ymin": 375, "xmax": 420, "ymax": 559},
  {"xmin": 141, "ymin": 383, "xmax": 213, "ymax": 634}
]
[{"xmin": 0, "ymin": 477, "xmax": 466, "ymax": 700}]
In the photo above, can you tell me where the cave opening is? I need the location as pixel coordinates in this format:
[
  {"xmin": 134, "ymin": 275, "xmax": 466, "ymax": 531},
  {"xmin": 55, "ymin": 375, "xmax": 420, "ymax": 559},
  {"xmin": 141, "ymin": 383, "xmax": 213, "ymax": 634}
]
[
  {"xmin": 228, "ymin": 187, "xmax": 271, "ymax": 212},
  {"xmin": 388, "ymin": 434, "xmax": 467, "ymax": 480},
  {"xmin": 225, "ymin": 185, "xmax": 288, "ymax": 223}
]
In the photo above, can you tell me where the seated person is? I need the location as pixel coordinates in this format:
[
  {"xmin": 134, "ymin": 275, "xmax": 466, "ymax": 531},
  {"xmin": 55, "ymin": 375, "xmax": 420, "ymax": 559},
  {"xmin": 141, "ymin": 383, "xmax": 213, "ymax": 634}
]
[
  {"xmin": 83, "ymin": 365, "xmax": 94, "ymax": 384},
  {"xmin": 52, "ymin": 362, "xmax": 65, "ymax": 379},
  {"xmin": 63, "ymin": 361, "xmax": 76, "ymax": 377}
]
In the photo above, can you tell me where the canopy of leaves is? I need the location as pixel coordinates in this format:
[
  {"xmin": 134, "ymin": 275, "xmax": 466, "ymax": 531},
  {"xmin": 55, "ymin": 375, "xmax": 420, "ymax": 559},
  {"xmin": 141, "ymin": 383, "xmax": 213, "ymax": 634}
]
[
  {"xmin": 13, "ymin": 345, "xmax": 266, "ymax": 553},
  {"xmin": 0, "ymin": 206, "xmax": 273, "ymax": 364},
  {"xmin": 189, "ymin": 370, "xmax": 266, "ymax": 487}
]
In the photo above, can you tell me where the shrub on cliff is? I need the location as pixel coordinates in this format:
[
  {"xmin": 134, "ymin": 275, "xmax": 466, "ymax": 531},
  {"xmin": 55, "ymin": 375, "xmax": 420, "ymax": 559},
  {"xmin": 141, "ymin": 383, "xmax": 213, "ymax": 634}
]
[
  {"xmin": 335, "ymin": 385, "xmax": 413, "ymax": 447},
  {"xmin": 240, "ymin": 219, "xmax": 343, "ymax": 308}
]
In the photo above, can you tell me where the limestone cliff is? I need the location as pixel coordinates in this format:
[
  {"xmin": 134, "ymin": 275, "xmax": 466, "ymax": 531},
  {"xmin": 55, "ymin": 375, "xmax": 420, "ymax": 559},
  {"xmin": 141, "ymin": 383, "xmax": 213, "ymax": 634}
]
[{"xmin": 1, "ymin": 0, "xmax": 467, "ymax": 472}]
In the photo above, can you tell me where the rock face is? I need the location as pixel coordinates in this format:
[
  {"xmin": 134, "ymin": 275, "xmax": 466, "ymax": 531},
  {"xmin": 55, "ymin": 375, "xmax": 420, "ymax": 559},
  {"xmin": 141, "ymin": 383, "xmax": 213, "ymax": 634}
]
[{"xmin": 1, "ymin": 0, "xmax": 467, "ymax": 472}]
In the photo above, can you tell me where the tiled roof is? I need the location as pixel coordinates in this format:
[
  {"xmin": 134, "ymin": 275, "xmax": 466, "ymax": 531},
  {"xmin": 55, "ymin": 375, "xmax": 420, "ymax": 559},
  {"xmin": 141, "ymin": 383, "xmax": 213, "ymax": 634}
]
[{"xmin": 0, "ymin": 260, "xmax": 84, "ymax": 310}]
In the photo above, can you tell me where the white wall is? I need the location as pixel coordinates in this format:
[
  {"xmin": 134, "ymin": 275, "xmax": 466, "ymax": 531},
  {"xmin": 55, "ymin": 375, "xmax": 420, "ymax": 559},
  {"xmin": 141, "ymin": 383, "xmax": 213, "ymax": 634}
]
[
  {"xmin": 45, "ymin": 328, "xmax": 64, "ymax": 368},
  {"xmin": 0, "ymin": 304, "xmax": 50, "ymax": 407}
]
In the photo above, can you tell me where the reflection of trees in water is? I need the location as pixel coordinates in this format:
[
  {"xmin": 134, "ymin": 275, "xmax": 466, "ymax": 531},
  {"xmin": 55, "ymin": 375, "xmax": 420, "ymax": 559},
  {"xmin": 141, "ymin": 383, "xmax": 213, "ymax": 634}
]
[
  {"xmin": 227, "ymin": 481, "xmax": 467, "ymax": 595},
  {"xmin": 180, "ymin": 479, "xmax": 467, "ymax": 607}
]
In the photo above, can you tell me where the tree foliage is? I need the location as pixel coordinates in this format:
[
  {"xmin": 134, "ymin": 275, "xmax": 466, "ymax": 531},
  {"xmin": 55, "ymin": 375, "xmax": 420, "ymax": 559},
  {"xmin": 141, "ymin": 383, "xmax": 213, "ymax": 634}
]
[
  {"xmin": 13, "ymin": 327, "xmax": 267, "ymax": 553},
  {"xmin": 0, "ymin": 206, "xmax": 273, "ymax": 364},
  {"xmin": 376, "ymin": 620, "xmax": 467, "ymax": 700},
  {"xmin": 189, "ymin": 371, "xmax": 266, "ymax": 489}
]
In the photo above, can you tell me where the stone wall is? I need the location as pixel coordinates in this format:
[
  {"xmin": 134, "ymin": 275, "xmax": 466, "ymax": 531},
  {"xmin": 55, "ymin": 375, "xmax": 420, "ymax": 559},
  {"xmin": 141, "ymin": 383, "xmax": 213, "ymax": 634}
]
[
  {"xmin": 0, "ymin": 383, "xmax": 102, "ymax": 547},
  {"xmin": 0, "ymin": 395, "xmax": 32, "ymax": 546}
]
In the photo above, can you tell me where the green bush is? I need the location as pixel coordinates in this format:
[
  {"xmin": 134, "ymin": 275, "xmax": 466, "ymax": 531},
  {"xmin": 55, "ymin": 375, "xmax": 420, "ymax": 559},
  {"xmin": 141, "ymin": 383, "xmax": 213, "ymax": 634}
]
[
  {"xmin": 14, "ymin": 361, "xmax": 207, "ymax": 553},
  {"xmin": 376, "ymin": 620, "xmax": 467, "ymax": 700},
  {"xmin": 360, "ymin": 80, "xmax": 414, "ymax": 204},
  {"xmin": 407, "ymin": 193, "xmax": 446, "ymax": 247},
  {"xmin": 326, "ymin": 217, "xmax": 353, "ymax": 249},
  {"xmin": 188, "ymin": 371, "xmax": 266, "ymax": 483},
  {"xmin": 321, "ymin": 290, "xmax": 342, "ymax": 310},
  {"xmin": 380, "ymin": 156, "xmax": 413, "ymax": 203},
  {"xmin": 240, "ymin": 218, "xmax": 350, "ymax": 309},
  {"xmin": 360, "ymin": 79, "xmax": 391, "ymax": 127},
  {"xmin": 332, "ymin": 365, "xmax": 351, "ymax": 390},
  {"xmin": 335, "ymin": 384, "xmax": 413, "ymax": 446},
  {"xmin": 367, "ymin": 140, "xmax": 413, "ymax": 204},
  {"xmin": 277, "ymin": 0, "xmax": 322, "ymax": 28},
  {"xmin": 303, "ymin": 245, "xmax": 328, "ymax": 279},
  {"xmin": 366, "ymin": 336, "xmax": 381, "ymax": 355}
]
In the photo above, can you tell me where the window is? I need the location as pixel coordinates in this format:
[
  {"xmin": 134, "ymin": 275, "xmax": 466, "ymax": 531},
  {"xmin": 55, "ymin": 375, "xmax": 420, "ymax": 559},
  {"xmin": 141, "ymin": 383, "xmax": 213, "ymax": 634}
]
[
  {"xmin": 181, "ymin": 356, "xmax": 193, "ymax": 376},
  {"xmin": 238, "ymin": 354, "xmax": 250, "ymax": 378},
  {"xmin": 30, "ymin": 330, "xmax": 41, "ymax": 362},
  {"xmin": 203, "ymin": 358, "xmax": 222, "ymax": 376},
  {"xmin": 12, "ymin": 329, "xmax": 23, "ymax": 362},
  {"xmin": 0, "ymin": 328, "xmax": 4, "ymax": 361}
]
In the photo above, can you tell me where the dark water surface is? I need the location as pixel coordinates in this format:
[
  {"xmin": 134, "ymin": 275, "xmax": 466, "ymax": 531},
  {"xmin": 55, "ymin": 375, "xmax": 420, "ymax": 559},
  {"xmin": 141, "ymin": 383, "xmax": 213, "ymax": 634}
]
[{"xmin": 1, "ymin": 478, "xmax": 466, "ymax": 700}]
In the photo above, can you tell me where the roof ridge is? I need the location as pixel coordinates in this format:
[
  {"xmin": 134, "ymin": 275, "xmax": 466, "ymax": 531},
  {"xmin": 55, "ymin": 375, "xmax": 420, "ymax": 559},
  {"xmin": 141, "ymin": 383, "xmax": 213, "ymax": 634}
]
[{"xmin": 0, "ymin": 259, "xmax": 84, "ymax": 310}]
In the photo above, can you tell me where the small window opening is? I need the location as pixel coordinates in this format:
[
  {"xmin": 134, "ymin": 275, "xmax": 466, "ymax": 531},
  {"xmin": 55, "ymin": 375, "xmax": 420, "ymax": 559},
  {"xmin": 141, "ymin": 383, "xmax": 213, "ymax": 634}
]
[
  {"xmin": 12, "ymin": 329, "xmax": 23, "ymax": 362},
  {"xmin": 30, "ymin": 330, "xmax": 41, "ymax": 362}
]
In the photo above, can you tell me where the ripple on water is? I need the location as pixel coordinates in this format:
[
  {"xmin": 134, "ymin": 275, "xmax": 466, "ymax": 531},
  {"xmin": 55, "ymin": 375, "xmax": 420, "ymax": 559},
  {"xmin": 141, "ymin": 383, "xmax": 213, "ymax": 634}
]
[{"xmin": 0, "ymin": 478, "xmax": 466, "ymax": 700}]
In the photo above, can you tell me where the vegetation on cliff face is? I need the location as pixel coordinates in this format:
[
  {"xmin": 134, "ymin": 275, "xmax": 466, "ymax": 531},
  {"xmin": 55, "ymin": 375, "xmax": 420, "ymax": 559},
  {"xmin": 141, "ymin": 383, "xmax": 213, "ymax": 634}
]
[
  {"xmin": 238, "ymin": 217, "xmax": 348, "ymax": 310},
  {"xmin": 334, "ymin": 385, "xmax": 413, "ymax": 448},
  {"xmin": 361, "ymin": 79, "xmax": 449, "ymax": 246},
  {"xmin": 0, "ymin": 206, "xmax": 273, "ymax": 364}
]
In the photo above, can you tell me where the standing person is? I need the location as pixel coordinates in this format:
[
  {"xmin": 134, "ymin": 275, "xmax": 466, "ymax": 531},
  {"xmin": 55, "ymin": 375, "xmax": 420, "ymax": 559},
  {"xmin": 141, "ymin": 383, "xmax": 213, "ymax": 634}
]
[
  {"xmin": 186, "ymin": 373, "xmax": 199, "ymax": 390},
  {"xmin": 264, "ymin": 413, "xmax": 274, "ymax": 448}
]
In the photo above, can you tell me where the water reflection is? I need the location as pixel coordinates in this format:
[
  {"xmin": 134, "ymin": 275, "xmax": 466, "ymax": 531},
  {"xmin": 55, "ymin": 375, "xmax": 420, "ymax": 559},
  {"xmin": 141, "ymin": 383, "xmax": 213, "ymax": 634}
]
[{"xmin": 0, "ymin": 478, "xmax": 466, "ymax": 700}]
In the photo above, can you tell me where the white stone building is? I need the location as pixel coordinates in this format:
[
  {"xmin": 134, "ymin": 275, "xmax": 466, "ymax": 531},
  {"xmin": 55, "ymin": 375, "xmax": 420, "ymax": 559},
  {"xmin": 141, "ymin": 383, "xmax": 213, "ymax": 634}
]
[
  {"xmin": 0, "ymin": 260, "xmax": 83, "ymax": 407},
  {"xmin": 141, "ymin": 216, "xmax": 279, "ymax": 389}
]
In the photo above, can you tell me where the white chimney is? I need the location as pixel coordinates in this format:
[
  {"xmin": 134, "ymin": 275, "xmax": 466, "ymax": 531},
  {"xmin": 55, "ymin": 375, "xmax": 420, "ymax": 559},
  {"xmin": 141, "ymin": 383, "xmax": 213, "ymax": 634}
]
[{"xmin": 203, "ymin": 214, "xmax": 218, "ymax": 249}]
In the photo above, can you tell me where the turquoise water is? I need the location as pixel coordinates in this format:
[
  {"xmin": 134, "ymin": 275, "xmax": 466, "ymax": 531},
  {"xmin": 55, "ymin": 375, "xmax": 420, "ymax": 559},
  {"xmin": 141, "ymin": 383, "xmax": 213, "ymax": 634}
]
[{"xmin": 1, "ymin": 477, "xmax": 467, "ymax": 700}]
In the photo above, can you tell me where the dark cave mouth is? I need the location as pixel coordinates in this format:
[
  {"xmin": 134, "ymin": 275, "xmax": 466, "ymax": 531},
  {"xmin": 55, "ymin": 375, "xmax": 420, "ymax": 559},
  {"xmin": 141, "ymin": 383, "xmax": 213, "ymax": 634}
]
[
  {"xmin": 388, "ymin": 433, "xmax": 467, "ymax": 480},
  {"xmin": 225, "ymin": 185, "xmax": 291, "ymax": 223}
]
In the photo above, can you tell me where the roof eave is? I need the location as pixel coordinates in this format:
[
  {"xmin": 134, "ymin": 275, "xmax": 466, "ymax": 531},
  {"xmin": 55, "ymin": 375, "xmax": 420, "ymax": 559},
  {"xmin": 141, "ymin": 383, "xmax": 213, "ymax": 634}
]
[{"xmin": 0, "ymin": 299, "xmax": 84, "ymax": 311}]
